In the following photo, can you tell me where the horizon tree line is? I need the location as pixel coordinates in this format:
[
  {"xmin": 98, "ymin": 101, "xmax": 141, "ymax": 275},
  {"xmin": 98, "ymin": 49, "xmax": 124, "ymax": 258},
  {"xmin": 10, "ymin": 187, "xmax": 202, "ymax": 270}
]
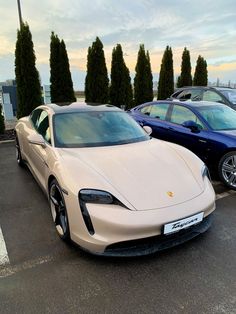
[{"xmin": 14, "ymin": 21, "xmax": 208, "ymax": 119}]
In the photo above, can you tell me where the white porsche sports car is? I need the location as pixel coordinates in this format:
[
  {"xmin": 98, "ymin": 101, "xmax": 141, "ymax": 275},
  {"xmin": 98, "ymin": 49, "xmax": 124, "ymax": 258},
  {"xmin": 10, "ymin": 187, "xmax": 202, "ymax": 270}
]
[{"xmin": 15, "ymin": 103, "xmax": 215, "ymax": 256}]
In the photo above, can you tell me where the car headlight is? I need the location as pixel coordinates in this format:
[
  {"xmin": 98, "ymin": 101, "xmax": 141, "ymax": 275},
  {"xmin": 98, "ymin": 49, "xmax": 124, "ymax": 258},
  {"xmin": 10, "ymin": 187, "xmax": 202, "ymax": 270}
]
[
  {"xmin": 201, "ymin": 165, "xmax": 211, "ymax": 180},
  {"xmin": 78, "ymin": 189, "xmax": 127, "ymax": 235},
  {"xmin": 79, "ymin": 189, "xmax": 113, "ymax": 204}
]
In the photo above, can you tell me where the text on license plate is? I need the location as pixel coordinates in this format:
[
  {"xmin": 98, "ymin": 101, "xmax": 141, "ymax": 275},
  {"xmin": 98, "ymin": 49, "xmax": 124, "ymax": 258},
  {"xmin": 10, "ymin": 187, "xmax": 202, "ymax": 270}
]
[{"xmin": 164, "ymin": 212, "xmax": 204, "ymax": 235}]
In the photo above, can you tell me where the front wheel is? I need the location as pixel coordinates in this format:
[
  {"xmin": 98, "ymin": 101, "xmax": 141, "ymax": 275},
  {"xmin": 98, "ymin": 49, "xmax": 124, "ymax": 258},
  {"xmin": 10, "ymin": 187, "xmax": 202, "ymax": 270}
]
[
  {"xmin": 218, "ymin": 151, "xmax": 236, "ymax": 190},
  {"xmin": 49, "ymin": 179, "xmax": 70, "ymax": 241}
]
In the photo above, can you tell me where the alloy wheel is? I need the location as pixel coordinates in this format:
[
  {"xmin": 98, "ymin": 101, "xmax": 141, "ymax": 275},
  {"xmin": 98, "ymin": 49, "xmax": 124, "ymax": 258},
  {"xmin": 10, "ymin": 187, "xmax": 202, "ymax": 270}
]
[
  {"xmin": 221, "ymin": 154, "xmax": 236, "ymax": 189},
  {"xmin": 49, "ymin": 182, "xmax": 69, "ymax": 239}
]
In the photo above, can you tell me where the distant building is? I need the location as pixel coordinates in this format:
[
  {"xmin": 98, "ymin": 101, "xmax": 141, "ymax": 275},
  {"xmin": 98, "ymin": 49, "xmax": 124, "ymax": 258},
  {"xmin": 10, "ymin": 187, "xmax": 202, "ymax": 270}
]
[
  {"xmin": 0, "ymin": 80, "xmax": 17, "ymax": 120},
  {"xmin": 0, "ymin": 81, "xmax": 52, "ymax": 120}
]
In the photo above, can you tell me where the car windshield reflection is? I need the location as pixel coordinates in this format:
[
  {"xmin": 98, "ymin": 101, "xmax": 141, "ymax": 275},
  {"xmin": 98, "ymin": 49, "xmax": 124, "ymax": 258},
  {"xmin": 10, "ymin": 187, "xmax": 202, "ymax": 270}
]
[
  {"xmin": 54, "ymin": 111, "xmax": 149, "ymax": 148},
  {"xmin": 197, "ymin": 105, "xmax": 236, "ymax": 130}
]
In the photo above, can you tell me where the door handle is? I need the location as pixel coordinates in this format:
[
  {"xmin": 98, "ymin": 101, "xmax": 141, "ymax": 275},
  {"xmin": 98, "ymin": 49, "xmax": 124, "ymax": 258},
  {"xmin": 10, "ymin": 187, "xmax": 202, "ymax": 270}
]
[{"xmin": 198, "ymin": 139, "xmax": 207, "ymax": 143}]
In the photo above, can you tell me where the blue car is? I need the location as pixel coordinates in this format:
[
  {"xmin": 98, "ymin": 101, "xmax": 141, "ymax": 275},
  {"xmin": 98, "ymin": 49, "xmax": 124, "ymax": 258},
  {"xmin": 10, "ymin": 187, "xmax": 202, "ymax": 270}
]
[{"xmin": 129, "ymin": 101, "xmax": 236, "ymax": 190}]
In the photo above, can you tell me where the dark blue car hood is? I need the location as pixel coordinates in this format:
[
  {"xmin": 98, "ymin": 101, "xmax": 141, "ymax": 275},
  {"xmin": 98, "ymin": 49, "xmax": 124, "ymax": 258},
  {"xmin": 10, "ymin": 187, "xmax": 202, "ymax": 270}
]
[{"xmin": 215, "ymin": 129, "xmax": 236, "ymax": 139}]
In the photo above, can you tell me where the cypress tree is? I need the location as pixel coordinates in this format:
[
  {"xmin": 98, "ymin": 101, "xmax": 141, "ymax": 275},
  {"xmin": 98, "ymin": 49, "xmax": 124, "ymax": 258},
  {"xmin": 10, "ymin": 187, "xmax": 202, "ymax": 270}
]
[
  {"xmin": 50, "ymin": 33, "xmax": 76, "ymax": 103},
  {"xmin": 193, "ymin": 55, "xmax": 208, "ymax": 86},
  {"xmin": 176, "ymin": 75, "xmax": 182, "ymax": 88},
  {"xmin": 178, "ymin": 47, "xmax": 192, "ymax": 87},
  {"xmin": 85, "ymin": 47, "xmax": 92, "ymax": 102},
  {"xmin": 110, "ymin": 44, "xmax": 133, "ymax": 109},
  {"xmin": 134, "ymin": 44, "xmax": 153, "ymax": 106},
  {"xmin": 85, "ymin": 37, "xmax": 109, "ymax": 103},
  {"xmin": 124, "ymin": 66, "xmax": 133, "ymax": 110},
  {"xmin": 158, "ymin": 46, "xmax": 174, "ymax": 100},
  {"xmin": 15, "ymin": 22, "xmax": 42, "ymax": 118},
  {"xmin": 146, "ymin": 51, "xmax": 153, "ymax": 101},
  {"xmin": 59, "ymin": 40, "xmax": 76, "ymax": 102},
  {"xmin": 0, "ymin": 105, "xmax": 5, "ymax": 134},
  {"xmin": 50, "ymin": 32, "xmax": 61, "ymax": 102}
]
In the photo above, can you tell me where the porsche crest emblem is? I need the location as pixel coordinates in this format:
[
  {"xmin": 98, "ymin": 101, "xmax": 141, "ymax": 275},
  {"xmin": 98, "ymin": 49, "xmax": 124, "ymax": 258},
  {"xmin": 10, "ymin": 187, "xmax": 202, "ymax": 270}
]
[{"xmin": 167, "ymin": 191, "xmax": 174, "ymax": 197}]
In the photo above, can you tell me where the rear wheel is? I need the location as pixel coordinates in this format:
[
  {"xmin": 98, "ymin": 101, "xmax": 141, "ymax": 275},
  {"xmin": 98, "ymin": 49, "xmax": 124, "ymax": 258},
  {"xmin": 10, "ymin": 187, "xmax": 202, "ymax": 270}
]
[
  {"xmin": 218, "ymin": 151, "xmax": 236, "ymax": 190},
  {"xmin": 49, "ymin": 179, "xmax": 70, "ymax": 241},
  {"xmin": 15, "ymin": 135, "xmax": 24, "ymax": 167}
]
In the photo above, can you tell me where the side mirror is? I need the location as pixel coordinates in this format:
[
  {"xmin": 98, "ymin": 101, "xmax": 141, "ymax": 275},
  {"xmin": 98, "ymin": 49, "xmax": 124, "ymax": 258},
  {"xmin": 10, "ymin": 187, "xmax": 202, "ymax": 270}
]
[
  {"xmin": 143, "ymin": 125, "xmax": 152, "ymax": 135},
  {"xmin": 182, "ymin": 120, "xmax": 200, "ymax": 133},
  {"xmin": 28, "ymin": 133, "xmax": 46, "ymax": 148}
]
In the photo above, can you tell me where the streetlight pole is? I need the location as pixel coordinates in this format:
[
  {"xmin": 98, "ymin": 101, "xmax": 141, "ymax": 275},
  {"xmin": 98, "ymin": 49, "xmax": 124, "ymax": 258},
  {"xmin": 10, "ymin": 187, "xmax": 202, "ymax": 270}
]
[{"xmin": 17, "ymin": 0, "xmax": 23, "ymax": 27}]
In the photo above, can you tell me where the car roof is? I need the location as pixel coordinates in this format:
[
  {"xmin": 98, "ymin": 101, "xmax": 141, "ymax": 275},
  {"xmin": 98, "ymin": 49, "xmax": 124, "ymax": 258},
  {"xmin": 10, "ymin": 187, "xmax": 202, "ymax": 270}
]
[
  {"xmin": 174, "ymin": 86, "xmax": 234, "ymax": 91},
  {"xmin": 45, "ymin": 102, "xmax": 122, "ymax": 114},
  {"xmin": 181, "ymin": 100, "xmax": 226, "ymax": 108},
  {"xmin": 173, "ymin": 86, "xmax": 208, "ymax": 91},
  {"xmin": 213, "ymin": 87, "xmax": 234, "ymax": 91},
  {"xmin": 141, "ymin": 100, "xmax": 226, "ymax": 109}
]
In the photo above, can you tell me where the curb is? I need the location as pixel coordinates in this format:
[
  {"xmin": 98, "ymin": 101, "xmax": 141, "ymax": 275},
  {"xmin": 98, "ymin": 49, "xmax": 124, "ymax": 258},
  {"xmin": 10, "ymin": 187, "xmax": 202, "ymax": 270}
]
[{"xmin": 0, "ymin": 140, "xmax": 15, "ymax": 144}]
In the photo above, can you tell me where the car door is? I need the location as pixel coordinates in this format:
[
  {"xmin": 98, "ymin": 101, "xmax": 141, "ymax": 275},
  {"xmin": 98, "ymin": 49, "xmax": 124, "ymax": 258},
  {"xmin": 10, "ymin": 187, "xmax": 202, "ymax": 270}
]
[
  {"xmin": 28, "ymin": 110, "xmax": 52, "ymax": 190},
  {"xmin": 134, "ymin": 103, "xmax": 171, "ymax": 141},
  {"xmin": 167, "ymin": 104, "xmax": 210, "ymax": 162}
]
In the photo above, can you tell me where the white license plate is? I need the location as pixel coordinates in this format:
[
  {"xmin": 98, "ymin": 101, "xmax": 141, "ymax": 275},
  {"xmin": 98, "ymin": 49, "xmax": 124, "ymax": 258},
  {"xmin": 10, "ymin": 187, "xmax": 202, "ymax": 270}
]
[{"xmin": 164, "ymin": 212, "xmax": 204, "ymax": 235}]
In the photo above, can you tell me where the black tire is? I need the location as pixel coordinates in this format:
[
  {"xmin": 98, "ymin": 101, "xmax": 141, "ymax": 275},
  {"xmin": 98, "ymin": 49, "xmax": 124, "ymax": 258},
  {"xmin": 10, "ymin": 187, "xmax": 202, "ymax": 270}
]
[
  {"xmin": 15, "ymin": 135, "xmax": 24, "ymax": 167},
  {"xmin": 49, "ymin": 179, "xmax": 70, "ymax": 241},
  {"xmin": 218, "ymin": 151, "xmax": 236, "ymax": 190}
]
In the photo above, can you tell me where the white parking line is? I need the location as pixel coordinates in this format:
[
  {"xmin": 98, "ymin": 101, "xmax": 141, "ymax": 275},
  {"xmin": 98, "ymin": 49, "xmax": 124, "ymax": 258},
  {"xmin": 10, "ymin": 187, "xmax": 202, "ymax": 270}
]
[
  {"xmin": 0, "ymin": 255, "xmax": 53, "ymax": 278},
  {"xmin": 0, "ymin": 227, "xmax": 10, "ymax": 265},
  {"xmin": 0, "ymin": 140, "xmax": 15, "ymax": 144},
  {"xmin": 216, "ymin": 190, "xmax": 236, "ymax": 201}
]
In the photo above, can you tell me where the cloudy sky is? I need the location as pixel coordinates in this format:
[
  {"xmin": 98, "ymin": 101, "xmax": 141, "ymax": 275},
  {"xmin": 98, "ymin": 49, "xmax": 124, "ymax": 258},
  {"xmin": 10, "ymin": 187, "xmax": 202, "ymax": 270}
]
[{"xmin": 0, "ymin": 0, "xmax": 236, "ymax": 89}]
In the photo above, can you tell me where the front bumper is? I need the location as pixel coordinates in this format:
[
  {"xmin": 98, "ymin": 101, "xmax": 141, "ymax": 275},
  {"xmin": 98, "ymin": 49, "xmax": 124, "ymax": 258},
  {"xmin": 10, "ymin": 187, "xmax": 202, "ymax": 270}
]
[
  {"xmin": 103, "ymin": 213, "xmax": 213, "ymax": 256},
  {"xmin": 68, "ymin": 178, "xmax": 215, "ymax": 256}
]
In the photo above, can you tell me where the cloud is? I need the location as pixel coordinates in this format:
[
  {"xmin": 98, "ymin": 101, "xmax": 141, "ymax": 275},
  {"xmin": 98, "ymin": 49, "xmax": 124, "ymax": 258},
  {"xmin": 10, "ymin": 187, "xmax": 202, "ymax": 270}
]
[
  {"xmin": 0, "ymin": 0, "xmax": 236, "ymax": 88},
  {"xmin": 0, "ymin": 53, "xmax": 15, "ymax": 81},
  {"xmin": 208, "ymin": 58, "xmax": 236, "ymax": 67}
]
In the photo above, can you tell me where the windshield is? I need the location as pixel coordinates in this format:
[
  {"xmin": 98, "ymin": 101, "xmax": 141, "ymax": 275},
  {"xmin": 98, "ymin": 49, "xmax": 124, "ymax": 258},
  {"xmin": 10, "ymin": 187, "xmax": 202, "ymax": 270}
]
[
  {"xmin": 196, "ymin": 105, "xmax": 236, "ymax": 130},
  {"xmin": 53, "ymin": 111, "xmax": 149, "ymax": 148},
  {"xmin": 220, "ymin": 89, "xmax": 236, "ymax": 105}
]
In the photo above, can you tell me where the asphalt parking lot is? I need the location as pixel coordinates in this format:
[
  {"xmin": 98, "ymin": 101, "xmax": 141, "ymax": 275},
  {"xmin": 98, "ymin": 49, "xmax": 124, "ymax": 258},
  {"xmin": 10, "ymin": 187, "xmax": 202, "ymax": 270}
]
[{"xmin": 0, "ymin": 142, "xmax": 236, "ymax": 314}]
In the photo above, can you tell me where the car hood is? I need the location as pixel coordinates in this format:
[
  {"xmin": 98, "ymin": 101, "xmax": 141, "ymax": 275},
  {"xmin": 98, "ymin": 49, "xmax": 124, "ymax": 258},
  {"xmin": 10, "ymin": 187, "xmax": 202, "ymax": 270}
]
[
  {"xmin": 59, "ymin": 139, "xmax": 204, "ymax": 211},
  {"xmin": 215, "ymin": 129, "xmax": 236, "ymax": 138}
]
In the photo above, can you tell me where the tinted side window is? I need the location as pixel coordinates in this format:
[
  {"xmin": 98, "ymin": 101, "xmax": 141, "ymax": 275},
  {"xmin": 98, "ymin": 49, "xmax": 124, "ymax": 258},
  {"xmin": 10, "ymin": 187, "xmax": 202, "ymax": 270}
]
[
  {"xmin": 178, "ymin": 89, "xmax": 202, "ymax": 101},
  {"xmin": 172, "ymin": 90, "xmax": 183, "ymax": 98},
  {"xmin": 37, "ymin": 111, "xmax": 51, "ymax": 144},
  {"xmin": 30, "ymin": 109, "xmax": 42, "ymax": 128},
  {"xmin": 171, "ymin": 105, "xmax": 204, "ymax": 129},
  {"xmin": 149, "ymin": 104, "xmax": 169, "ymax": 120},
  {"xmin": 140, "ymin": 105, "xmax": 152, "ymax": 115},
  {"xmin": 203, "ymin": 91, "xmax": 225, "ymax": 103},
  {"xmin": 189, "ymin": 89, "xmax": 202, "ymax": 101},
  {"xmin": 177, "ymin": 90, "xmax": 192, "ymax": 100}
]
